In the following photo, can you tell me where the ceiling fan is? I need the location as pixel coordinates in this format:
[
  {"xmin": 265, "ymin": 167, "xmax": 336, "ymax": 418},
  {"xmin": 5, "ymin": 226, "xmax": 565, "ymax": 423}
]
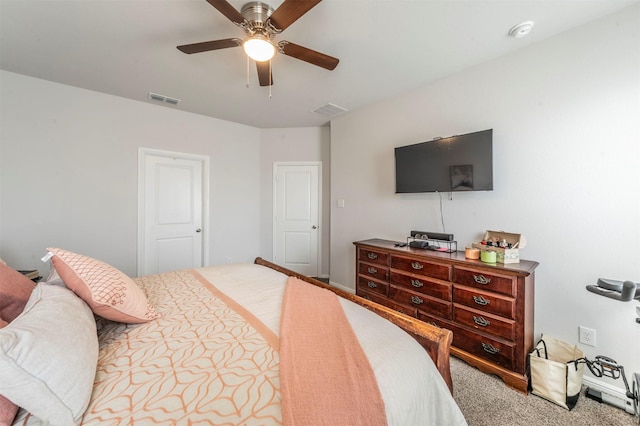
[{"xmin": 177, "ymin": 0, "xmax": 339, "ymax": 87}]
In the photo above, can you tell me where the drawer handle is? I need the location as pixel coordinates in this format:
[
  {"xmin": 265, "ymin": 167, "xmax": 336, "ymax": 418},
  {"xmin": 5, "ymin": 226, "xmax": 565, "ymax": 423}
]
[
  {"xmin": 411, "ymin": 262, "xmax": 424, "ymax": 270},
  {"xmin": 367, "ymin": 267, "xmax": 378, "ymax": 274},
  {"xmin": 481, "ymin": 342, "xmax": 500, "ymax": 355},
  {"xmin": 472, "ymin": 295, "xmax": 490, "ymax": 306},
  {"xmin": 473, "ymin": 316, "xmax": 491, "ymax": 327},
  {"xmin": 367, "ymin": 252, "xmax": 378, "ymax": 260},
  {"xmin": 367, "ymin": 281, "xmax": 377, "ymax": 289},
  {"xmin": 411, "ymin": 279, "xmax": 424, "ymax": 288},
  {"xmin": 473, "ymin": 274, "xmax": 491, "ymax": 285},
  {"xmin": 363, "ymin": 295, "xmax": 372, "ymax": 301},
  {"xmin": 410, "ymin": 295, "xmax": 424, "ymax": 305}
]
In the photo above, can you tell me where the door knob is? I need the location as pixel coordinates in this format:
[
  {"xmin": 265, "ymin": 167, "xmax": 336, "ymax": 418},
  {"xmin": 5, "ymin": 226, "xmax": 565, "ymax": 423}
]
[
  {"xmin": 312, "ymin": 225, "xmax": 318, "ymax": 229},
  {"xmin": 196, "ymin": 228, "xmax": 202, "ymax": 233}
]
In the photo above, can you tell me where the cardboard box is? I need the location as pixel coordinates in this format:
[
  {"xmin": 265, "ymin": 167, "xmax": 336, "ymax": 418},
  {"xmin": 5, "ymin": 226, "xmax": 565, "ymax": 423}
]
[{"xmin": 472, "ymin": 230, "xmax": 526, "ymax": 264}]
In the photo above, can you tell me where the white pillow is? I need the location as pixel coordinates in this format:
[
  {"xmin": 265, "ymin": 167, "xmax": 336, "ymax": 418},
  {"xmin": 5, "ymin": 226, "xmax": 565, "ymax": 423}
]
[{"xmin": 0, "ymin": 283, "xmax": 98, "ymax": 425}]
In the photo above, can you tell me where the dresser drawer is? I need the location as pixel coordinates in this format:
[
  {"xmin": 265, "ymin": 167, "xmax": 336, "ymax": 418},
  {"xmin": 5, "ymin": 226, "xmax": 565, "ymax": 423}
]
[
  {"xmin": 381, "ymin": 298, "xmax": 418, "ymax": 317},
  {"xmin": 358, "ymin": 262, "xmax": 388, "ymax": 281},
  {"xmin": 453, "ymin": 305, "xmax": 516, "ymax": 341},
  {"xmin": 391, "ymin": 256, "xmax": 452, "ymax": 281},
  {"xmin": 445, "ymin": 321, "xmax": 516, "ymax": 371},
  {"xmin": 358, "ymin": 289, "xmax": 417, "ymax": 317},
  {"xmin": 453, "ymin": 267, "xmax": 516, "ymax": 297},
  {"xmin": 390, "ymin": 271, "xmax": 451, "ymax": 301},
  {"xmin": 358, "ymin": 248, "xmax": 389, "ymax": 266},
  {"xmin": 417, "ymin": 312, "xmax": 444, "ymax": 328},
  {"xmin": 357, "ymin": 275, "xmax": 388, "ymax": 297},
  {"xmin": 389, "ymin": 286, "xmax": 452, "ymax": 319},
  {"xmin": 453, "ymin": 285, "xmax": 516, "ymax": 320},
  {"xmin": 357, "ymin": 288, "xmax": 387, "ymax": 305}
]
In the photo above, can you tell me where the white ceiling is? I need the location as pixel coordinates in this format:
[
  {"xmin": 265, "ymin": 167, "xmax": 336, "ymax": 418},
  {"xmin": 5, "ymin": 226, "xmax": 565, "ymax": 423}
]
[{"xmin": 1, "ymin": 0, "xmax": 637, "ymax": 128}]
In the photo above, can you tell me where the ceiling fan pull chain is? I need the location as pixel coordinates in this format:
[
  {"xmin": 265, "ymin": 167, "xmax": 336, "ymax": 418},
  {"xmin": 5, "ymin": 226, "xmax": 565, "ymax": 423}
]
[
  {"xmin": 246, "ymin": 56, "xmax": 250, "ymax": 88},
  {"xmin": 269, "ymin": 59, "xmax": 272, "ymax": 98}
]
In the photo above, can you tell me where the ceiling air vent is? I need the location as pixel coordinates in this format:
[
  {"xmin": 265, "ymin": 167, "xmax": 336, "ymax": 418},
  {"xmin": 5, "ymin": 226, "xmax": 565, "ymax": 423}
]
[
  {"xmin": 312, "ymin": 103, "xmax": 348, "ymax": 118},
  {"xmin": 148, "ymin": 92, "xmax": 181, "ymax": 106}
]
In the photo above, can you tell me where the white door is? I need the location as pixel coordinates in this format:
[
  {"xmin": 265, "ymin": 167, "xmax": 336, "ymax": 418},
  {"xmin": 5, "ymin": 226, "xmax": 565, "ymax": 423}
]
[
  {"xmin": 273, "ymin": 162, "xmax": 321, "ymax": 277},
  {"xmin": 138, "ymin": 149, "xmax": 208, "ymax": 276}
]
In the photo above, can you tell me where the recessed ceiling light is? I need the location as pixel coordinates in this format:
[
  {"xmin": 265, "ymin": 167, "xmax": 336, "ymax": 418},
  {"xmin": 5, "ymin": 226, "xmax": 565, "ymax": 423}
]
[{"xmin": 508, "ymin": 21, "xmax": 535, "ymax": 38}]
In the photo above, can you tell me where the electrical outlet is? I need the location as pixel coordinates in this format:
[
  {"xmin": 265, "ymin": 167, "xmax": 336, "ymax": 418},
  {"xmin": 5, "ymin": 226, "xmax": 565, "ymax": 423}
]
[
  {"xmin": 579, "ymin": 326, "xmax": 596, "ymax": 347},
  {"xmin": 226, "ymin": 257, "xmax": 232, "ymax": 264}
]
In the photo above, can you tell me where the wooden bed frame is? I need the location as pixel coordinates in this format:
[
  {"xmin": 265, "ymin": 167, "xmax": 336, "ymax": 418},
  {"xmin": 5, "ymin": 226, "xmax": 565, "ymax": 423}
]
[{"xmin": 254, "ymin": 257, "xmax": 454, "ymax": 392}]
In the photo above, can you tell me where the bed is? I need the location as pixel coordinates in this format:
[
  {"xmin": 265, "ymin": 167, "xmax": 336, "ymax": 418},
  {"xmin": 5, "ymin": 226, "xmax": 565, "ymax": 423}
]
[{"xmin": 0, "ymin": 249, "xmax": 466, "ymax": 425}]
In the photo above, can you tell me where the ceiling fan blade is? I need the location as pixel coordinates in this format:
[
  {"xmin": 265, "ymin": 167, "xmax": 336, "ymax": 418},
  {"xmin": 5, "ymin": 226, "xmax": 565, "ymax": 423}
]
[
  {"xmin": 268, "ymin": 0, "xmax": 322, "ymax": 31},
  {"xmin": 278, "ymin": 41, "xmax": 339, "ymax": 70},
  {"xmin": 256, "ymin": 61, "xmax": 273, "ymax": 86},
  {"xmin": 204, "ymin": 0, "xmax": 245, "ymax": 25},
  {"xmin": 177, "ymin": 38, "xmax": 241, "ymax": 54}
]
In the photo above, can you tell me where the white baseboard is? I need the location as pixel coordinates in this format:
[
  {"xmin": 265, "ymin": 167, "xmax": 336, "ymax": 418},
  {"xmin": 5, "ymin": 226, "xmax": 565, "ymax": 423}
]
[{"xmin": 329, "ymin": 280, "xmax": 355, "ymax": 294}]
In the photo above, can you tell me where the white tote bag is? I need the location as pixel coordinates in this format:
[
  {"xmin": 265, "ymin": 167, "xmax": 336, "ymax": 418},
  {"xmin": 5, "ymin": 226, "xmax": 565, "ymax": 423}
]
[{"xmin": 529, "ymin": 335, "xmax": 586, "ymax": 410}]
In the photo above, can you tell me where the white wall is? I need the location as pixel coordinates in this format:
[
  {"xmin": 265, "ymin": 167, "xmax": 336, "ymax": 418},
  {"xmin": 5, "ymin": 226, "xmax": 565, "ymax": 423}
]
[
  {"xmin": 259, "ymin": 127, "xmax": 331, "ymax": 277},
  {"xmin": 0, "ymin": 71, "xmax": 262, "ymax": 276},
  {"xmin": 330, "ymin": 5, "xmax": 640, "ymax": 390}
]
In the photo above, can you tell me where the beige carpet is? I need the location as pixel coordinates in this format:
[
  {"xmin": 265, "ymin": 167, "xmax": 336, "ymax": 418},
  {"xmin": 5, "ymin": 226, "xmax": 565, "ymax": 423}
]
[{"xmin": 450, "ymin": 357, "xmax": 637, "ymax": 426}]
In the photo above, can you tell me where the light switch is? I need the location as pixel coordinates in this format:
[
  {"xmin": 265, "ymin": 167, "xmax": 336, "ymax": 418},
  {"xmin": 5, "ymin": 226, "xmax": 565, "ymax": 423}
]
[{"xmin": 337, "ymin": 199, "xmax": 345, "ymax": 208}]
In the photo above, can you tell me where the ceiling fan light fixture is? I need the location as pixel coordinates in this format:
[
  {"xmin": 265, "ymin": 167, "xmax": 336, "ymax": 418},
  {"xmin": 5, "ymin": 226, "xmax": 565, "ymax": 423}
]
[{"xmin": 243, "ymin": 35, "xmax": 275, "ymax": 62}]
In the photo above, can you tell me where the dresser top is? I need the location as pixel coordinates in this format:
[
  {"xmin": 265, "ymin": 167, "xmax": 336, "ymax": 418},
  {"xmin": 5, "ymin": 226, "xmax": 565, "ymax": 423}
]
[{"xmin": 354, "ymin": 238, "xmax": 539, "ymax": 275}]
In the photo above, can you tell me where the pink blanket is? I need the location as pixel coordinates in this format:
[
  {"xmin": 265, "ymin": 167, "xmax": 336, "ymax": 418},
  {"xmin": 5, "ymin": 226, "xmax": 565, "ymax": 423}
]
[{"xmin": 279, "ymin": 277, "xmax": 387, "ymax": 425}]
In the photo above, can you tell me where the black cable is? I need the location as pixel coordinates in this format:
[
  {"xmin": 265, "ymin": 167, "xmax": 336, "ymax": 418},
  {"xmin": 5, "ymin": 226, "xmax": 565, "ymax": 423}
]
[{"xmin": 438, "ymin": 192, "xmax": 446, "ymax": 232}]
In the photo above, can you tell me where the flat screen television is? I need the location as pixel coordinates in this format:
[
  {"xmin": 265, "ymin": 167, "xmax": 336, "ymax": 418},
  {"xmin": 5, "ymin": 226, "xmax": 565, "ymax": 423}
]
[{"xmin": 394, "ymin": 129, "xmax": 493, "ymax": 193}]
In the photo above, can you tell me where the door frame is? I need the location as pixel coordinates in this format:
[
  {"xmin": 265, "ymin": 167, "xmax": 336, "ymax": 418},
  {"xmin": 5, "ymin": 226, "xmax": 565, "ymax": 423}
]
[
  {"xmin": 137, "ymin": 148, "xmax": 210, "ymax": 276},
  {"xmin": 272, "ymin": 161, "xmax": 322, "ymax": 277}
]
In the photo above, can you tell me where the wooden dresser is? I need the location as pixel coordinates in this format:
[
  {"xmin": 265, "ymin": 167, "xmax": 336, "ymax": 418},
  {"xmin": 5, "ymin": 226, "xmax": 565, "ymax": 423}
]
[{"xmin": 354, "ymin": 238, "xmax": 538, "ymax": 392}]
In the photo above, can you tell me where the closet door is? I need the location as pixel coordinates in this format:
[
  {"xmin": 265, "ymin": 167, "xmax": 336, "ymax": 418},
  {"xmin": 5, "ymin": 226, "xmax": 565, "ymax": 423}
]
[
  {"xmin": 138, "ymin": 149, "xmax": 208, "ymax": 275},
  {"xmin": 273, "ymin": 162, "xmax": 321, "ymax": 277}
]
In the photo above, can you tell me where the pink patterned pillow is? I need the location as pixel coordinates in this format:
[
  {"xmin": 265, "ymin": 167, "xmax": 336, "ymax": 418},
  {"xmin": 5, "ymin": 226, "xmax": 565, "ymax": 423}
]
[{"xmin": 47, "ymin": 248, "xmax": 160, "ymax": 323}]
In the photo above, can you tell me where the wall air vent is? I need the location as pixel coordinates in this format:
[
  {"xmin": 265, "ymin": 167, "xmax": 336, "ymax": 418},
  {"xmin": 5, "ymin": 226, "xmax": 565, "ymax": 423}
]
[
  {"xmin": 312, "ymin": 103, "xmax": 348, "ymax": 118},
  {"xmin": 148, "ymin": 92, "xmax": 181, "ymax": 106}
]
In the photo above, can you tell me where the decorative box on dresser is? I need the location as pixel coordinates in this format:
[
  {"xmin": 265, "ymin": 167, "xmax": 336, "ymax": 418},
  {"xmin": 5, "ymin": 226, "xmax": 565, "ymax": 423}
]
[{"xmin": 354, "ymin": 238, "xmax": 539, "ymax": 393}]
